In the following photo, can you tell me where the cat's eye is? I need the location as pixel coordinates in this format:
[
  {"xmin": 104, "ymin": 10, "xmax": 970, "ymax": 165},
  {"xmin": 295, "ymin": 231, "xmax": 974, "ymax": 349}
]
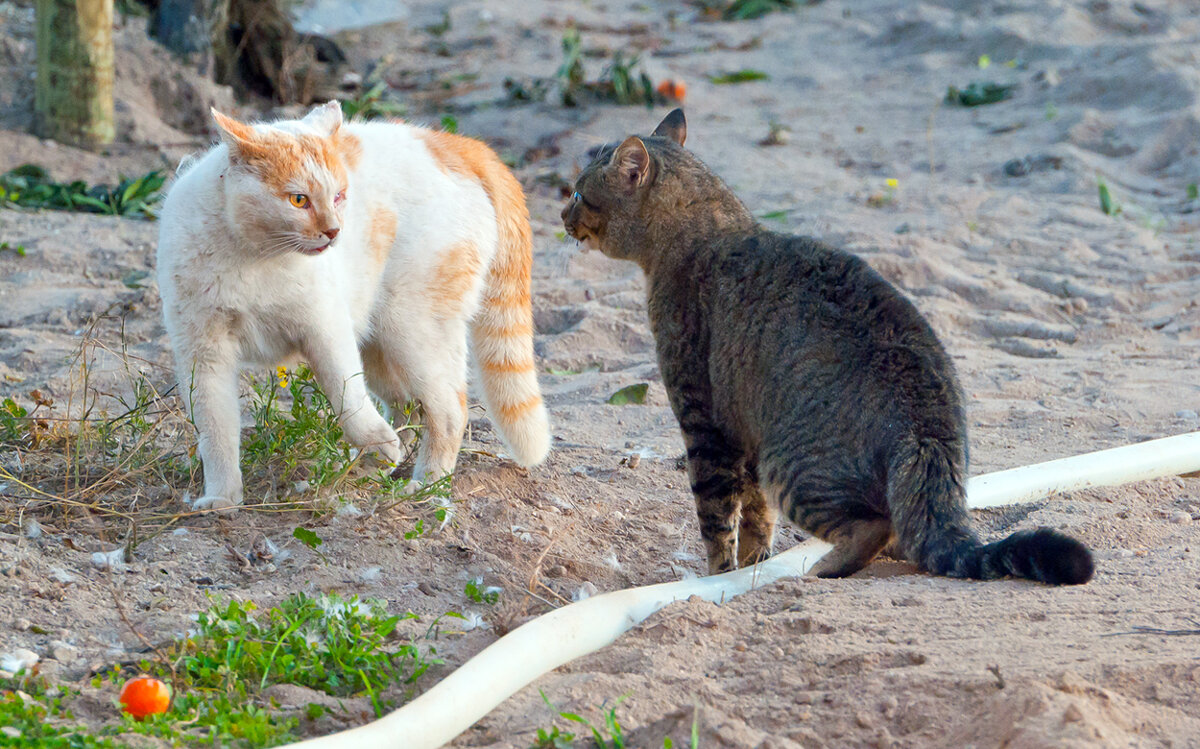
[
  {"xmin": 334, "ymin": 190, "xmax": 346, "ymax": 204},
  {"xmin": 573, "ymin": 191, "xmax": 597, "ymax": 209},
  {"xmin": 288, "ymin": 193, "xmax": 309, "ymax": 209}
]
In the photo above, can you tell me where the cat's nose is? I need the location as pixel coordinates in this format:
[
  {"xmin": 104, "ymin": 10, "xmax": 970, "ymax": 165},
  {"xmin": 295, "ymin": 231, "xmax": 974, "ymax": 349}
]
[{"xmin": 323, "ymin": 227, "xmax": 340, "ymax": 241}]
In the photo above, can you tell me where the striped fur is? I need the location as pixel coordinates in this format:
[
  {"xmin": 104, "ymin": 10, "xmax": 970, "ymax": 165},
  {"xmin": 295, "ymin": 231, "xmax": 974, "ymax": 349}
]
[
  {"xmin": 563, "ymin": 109, "xmax": 1093, "ymax": 585},
  {"xmin": 157, "ymin": 103, "xmax": 549, "ymax": 511}
]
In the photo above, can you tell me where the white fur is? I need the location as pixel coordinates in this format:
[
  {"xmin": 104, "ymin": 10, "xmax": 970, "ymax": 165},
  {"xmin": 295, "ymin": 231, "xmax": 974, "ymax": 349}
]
[{"xmin": 157, "ymin": 106, "xmax": 540, "ymax": 510}]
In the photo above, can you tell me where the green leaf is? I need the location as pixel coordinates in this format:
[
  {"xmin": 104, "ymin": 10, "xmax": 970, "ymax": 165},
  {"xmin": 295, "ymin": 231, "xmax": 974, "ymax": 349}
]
[
  {"xmin": 708, "ymin": 69, "xmax": 770, "ymax": 84},
  {"xmin": 1098, "ymin": 181, "xmax": 1115, "ymax": 216},
  {"xmin": 122, "ymin": 269, "xmax": 151, "ymax": 289},
  {"xmin": 759, "ymin": 209, "xmax": 789, "ymax": 222},
  {"xmin": 293, "ymin": 526, "xmax": 324, "ymax": 550},
  {"xmin": 606, "ymin": 383, "xmax": 649, "ymax": 405},
  {"xmin": 441, "ymin": 115, "xmax": 458, "ymax": 134},
  {"xmin": 945, "ymin": 81, "xmax": 1015, "ymax": 107},
  {"xmin": 1187, "ymin": 183, "xmax": 1198, "ymax": 201}
]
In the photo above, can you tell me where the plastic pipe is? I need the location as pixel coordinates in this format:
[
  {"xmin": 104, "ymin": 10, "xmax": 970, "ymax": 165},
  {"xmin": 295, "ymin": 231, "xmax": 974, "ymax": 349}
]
[{"xmin": 286, "ymin": 431, "xmax": 1200, "ymax": 749}]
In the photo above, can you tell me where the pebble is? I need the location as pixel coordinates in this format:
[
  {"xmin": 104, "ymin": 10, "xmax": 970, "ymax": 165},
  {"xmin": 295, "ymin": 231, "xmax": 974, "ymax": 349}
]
[
  {"xmin": 50, "ymin": 641, "xmax": 79, "ymax": 663},
  {"xmin": 91, "ymin": 548, "xmax": 126, "ymax": 570},
  {"xmin": 13, "ymin": 618, "xmax": 30, "ymax": 631},
  {"xmin": 23, "ymin": 519, "xmax": 41, "ymax": 539},
  {"xmin": 1170, "ymin": 511, "xmax": 1191, "ymax": 525},
  {"xmin": 1175, "ymin": 409, "xmax": 1198, "ymax": 420},
  {"xmin": 572, "ymin": 581, "xmax": 599, "ymax": 601},
  {"xmin": 49, "ymin": 567, "xmax": 75, "ymax": 584}
]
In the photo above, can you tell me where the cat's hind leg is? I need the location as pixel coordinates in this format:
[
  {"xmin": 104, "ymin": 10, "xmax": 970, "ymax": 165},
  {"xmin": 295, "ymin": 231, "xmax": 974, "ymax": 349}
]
[
  {"xmin": 373, "ymin": 316, "xmax": 470, "ymax": 492},
  {"xmin": 805, "ymin": 517, "xmax": 894, "ymax": 578},
  {"xmin": 737, "ymin": 482, "xmax": 778, "ymax": 568}
]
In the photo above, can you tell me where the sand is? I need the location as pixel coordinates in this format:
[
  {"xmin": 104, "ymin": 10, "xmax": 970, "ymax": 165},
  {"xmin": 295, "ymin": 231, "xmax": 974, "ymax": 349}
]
[{"xmin": 1, "ymin": 0, "xmax": 1199, "ymax": 746}]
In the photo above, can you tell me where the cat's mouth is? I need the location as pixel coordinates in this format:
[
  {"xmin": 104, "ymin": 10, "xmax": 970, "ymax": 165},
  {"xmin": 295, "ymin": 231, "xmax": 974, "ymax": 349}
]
[
  {"xmin": 300, "ymin": 240, "xmax": 332, "ymax": 256},
  {"xmin": 564, "ymin": 225, "xmax": 600, "ymax": 251}
]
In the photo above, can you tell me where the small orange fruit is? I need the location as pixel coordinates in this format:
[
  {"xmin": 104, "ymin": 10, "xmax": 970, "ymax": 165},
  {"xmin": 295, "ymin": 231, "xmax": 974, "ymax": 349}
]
[
  {"xmin": 119, "ymin": 676, "xmax": 171, "ymax": 719},
  {"xmin": 656, "ymin": 79, "xmax": 687, "ymax": 102}
]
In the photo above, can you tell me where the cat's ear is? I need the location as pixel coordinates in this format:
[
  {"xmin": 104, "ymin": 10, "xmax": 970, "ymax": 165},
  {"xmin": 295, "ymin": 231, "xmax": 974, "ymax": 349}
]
[
  {"xmin": 302, "ymin": 100, "xmax": 344, "ymax": 136},
  {"xmin": 211, "ymin": 108, "xmax": 269, "ymax": 163},
  {"xmin": 610, "ymin": 136, "xmax": 652, "ymax": 190},
  {"xmin": 652, "ymin": 108, "xmax": 687, "ymax": 146}
]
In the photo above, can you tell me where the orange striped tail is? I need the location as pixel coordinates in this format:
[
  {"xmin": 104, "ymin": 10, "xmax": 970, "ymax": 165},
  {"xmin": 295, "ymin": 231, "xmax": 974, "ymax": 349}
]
[{"xmin": 469, "ymin": 154, "xmax": 550, "ymax": 467}]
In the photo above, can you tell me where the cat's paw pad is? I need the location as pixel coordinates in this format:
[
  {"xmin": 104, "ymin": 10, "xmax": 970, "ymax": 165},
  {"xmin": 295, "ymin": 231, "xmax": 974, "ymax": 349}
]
[{"xmin": 191, "ymin": 495, "xmax": 243, "ymax": 514}]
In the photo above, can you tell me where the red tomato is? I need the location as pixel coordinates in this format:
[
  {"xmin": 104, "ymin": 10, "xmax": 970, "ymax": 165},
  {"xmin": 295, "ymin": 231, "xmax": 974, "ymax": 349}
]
[{"xmin": 119, "ymin": 676, "xmax": 171, "ymax": 719}]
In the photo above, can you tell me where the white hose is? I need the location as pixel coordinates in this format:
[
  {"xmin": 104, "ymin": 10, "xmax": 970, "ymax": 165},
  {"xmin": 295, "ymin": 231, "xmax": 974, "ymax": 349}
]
[{"xmin": 287, "ymin": 431, "xmax": 1200, "ymax": 749}]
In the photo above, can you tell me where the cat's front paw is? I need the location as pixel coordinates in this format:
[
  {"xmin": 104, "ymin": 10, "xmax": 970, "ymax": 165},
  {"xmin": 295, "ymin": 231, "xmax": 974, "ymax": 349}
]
[{"xmin": 191, "ymin": 495, "xmax": 243, "ymax": 514}]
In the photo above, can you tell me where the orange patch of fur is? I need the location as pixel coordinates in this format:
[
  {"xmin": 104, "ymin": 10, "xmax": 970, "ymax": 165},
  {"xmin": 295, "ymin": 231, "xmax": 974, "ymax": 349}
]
[
  {"xmin": 417, "ymin": 129, "xmax": 533, "ymax": 317},
  {"xmin": 336, "ymin": 130, "xmax": 363, "ymax": 170},
  {"xmin": 213, "ymin": 110, "xmax": 350, "ymax": 194},
  {"xmin": 495, "ymin": 395, "xmax": 542, "ymax": 423},
  {"xmin": 479, "ymin": 357, "xmax": 536, "ymax": 374},
  {"xmin": 457, "ymin": 390, "xmax": 468, "ymax": 418},
  {"xmin": 367, "ymin": 206, "xmax": 398, "ymax": 267},
  {"xmin": 429, "ymin": 240, "xmax": 483, "ymax": 320}
]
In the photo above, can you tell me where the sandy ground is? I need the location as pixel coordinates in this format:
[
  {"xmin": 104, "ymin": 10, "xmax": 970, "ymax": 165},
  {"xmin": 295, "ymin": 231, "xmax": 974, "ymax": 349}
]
[{"xmin": 2, "ymin": 0, "xmax": 1200, "ymax": 746}]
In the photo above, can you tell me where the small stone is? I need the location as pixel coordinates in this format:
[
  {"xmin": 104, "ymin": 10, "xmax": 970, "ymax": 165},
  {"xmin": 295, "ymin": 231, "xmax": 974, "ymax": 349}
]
[
  {"xmin": 91, "ymin": 548, "xmax": 126, "ymax": 570},
  {"xmin": 546, "ymin": 564, "xmax": 567, "ymax": 577},
  {"xmin": 855, "ymin": 711, "xmax": 874, "ymax": 729},
  {"xmin": 1175, "ymin": 409, "xmax": 1198, "ymax": 420},
  {"xmin": 51, "ymin": 641, "xmax": 79, "ymax": 663},
  {"xmin": 1170, "ymin": 511, "xmax": 1192, "ymax": 525},
  {"xmin": 572, "ymin": 581, "xmax": 599, "ymax": 602},
  {"xmin": 1063, "ymin": 703, "xmax": 1084, "ymax": 723},
  {"xmin": 49, "ymin": 567, "xmax": 75, "ymax": 584},
  {"xmin": 23, "ymin": 519, "xmax": 41, "ymax": 539},
  {"xmin": 13, "ymin": 618, "xmax": 31, "ymax": 631},
  {"xmin": 626, "ymin": 454, "xmax": 641, "ymax": 469}
]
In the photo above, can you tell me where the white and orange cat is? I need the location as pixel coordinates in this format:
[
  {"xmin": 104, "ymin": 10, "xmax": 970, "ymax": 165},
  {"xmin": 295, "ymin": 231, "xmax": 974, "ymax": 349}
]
[{"xmin": 157, "ymin": 102, "xmax": 550, "ymax": 511}]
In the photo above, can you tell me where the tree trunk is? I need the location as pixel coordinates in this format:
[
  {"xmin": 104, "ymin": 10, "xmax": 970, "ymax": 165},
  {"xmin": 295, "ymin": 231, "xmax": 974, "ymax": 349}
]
[{"xmin": 34, "ymin": 0, "xmax": 115, "ymax": 150}]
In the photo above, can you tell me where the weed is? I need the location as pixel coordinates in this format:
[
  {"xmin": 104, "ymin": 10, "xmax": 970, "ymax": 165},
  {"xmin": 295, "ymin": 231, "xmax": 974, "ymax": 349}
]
[
  {"xmin": 441, "ymin": 114, "xmax": 459, "ymax": 134},
  {"xmin": 708, "ymin": 69, "xmax": 769, "ymax": 84},
  {"xmin": 0, "ymin": 165, "xmax": 165, "ymax": 218},
  {"xmin": 1188, "ymin": 183, "xmax": 1198, "ymax": 201},
  {"xmin": 0, "ymin": 674, "xmax": 113, "ymax": 748},
  {"xmin": 508, "ymin": 28, "xmax": 662, "ymax": 108},
  {"xmin": 0, "ymin": 241, "xmax": 25, "ymax": 257},
  {"xmin": 424, "ymin": 10, "xmax": 451, "ymax": 36},
  {"xmin": 694, "ymin": 0, "xmax": 798, "ymax": 21},
  {"xmin": 465, "ymin": 577, "xmax": 501, "ymax": 605},
  {"xmin": 241, "ymin": 365, "xmax": 355, "ymax": 492},
  {"xmin": 533, "ymin": 691, "xmax": 632, "ymax": 749},
  {"xmin": 340, "ymin": 80, "xmax": 405, "ymax": 121},
  {"xmin": 945, "ymin": 81, "xmax": 1015, "ymax": 107},
  {"xmin": 179, "ymin": 593, "xmax": 434, "ymax": 699}
]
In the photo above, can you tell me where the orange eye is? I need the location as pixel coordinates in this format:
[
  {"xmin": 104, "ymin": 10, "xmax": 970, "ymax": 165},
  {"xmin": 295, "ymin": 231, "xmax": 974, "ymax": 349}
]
[{"xmin": 288, "ymin": 194, "xmax": 309, "ymax": 208}]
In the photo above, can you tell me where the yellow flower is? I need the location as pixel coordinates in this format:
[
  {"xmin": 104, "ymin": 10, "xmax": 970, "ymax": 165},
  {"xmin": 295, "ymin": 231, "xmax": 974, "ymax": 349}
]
[
  {"xmin": 276, "ymin": 365, "xmax": 289, "ymax": 389},
  {"xmin": 886, "ymin": 178, "xmax": 899, "ymax": 189}
]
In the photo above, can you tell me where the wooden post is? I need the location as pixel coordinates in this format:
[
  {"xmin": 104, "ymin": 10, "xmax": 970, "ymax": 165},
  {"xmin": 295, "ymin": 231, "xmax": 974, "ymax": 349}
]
[{"xmin": 35, "ymin": 0, "xmax": 116, "ymax": 149}]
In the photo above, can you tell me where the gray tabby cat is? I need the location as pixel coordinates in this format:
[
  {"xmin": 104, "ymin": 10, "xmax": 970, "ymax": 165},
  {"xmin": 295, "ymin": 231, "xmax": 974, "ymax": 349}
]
[{"xmin": 562, "ymin": 109, "xmax": 1092, "ymax": 585}]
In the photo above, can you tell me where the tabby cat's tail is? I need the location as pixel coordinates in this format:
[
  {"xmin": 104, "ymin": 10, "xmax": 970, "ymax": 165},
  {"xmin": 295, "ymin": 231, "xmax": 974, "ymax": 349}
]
[
  {"xmin": 889, "ymin": 440, "xmax": 1094, "ymax": 585},
  {"xmin": 469, "ymin": 154, "xmax": 551, "ymax": 467}
]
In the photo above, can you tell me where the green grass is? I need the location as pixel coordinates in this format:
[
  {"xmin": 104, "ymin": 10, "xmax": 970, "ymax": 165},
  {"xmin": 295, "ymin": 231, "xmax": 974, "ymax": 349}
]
[
  {"xmin": 0, "ymin": 165, "xmax": 165, "ymax": 219},
  {"xmin": 340, "ymin": 80, "xmax": 405, "ymax": 121},
  {"xmin": 0, "ymin": 241, "xmax": 25, "ymax": 257},
  {"xmin": 0, "ymin": 676, "xmax": 113, "ymax": 748},
  {"xmin": 708, "ymin": 69, "xmax": 770, "ymax": 84},
  {"xmin": 507, "ymin": 28, "xmax": 662, "ymax": 108},
  {"xmin": 0, "ymin": 593, "xmax": 446, "ymax": 747},
  {"xmin": 694, "ymin": 0, "xmax": 798, "ymax": 20},
  {"xmin": 944, "ymin": 81, "xmax": 1015, "ymax": 106}
]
